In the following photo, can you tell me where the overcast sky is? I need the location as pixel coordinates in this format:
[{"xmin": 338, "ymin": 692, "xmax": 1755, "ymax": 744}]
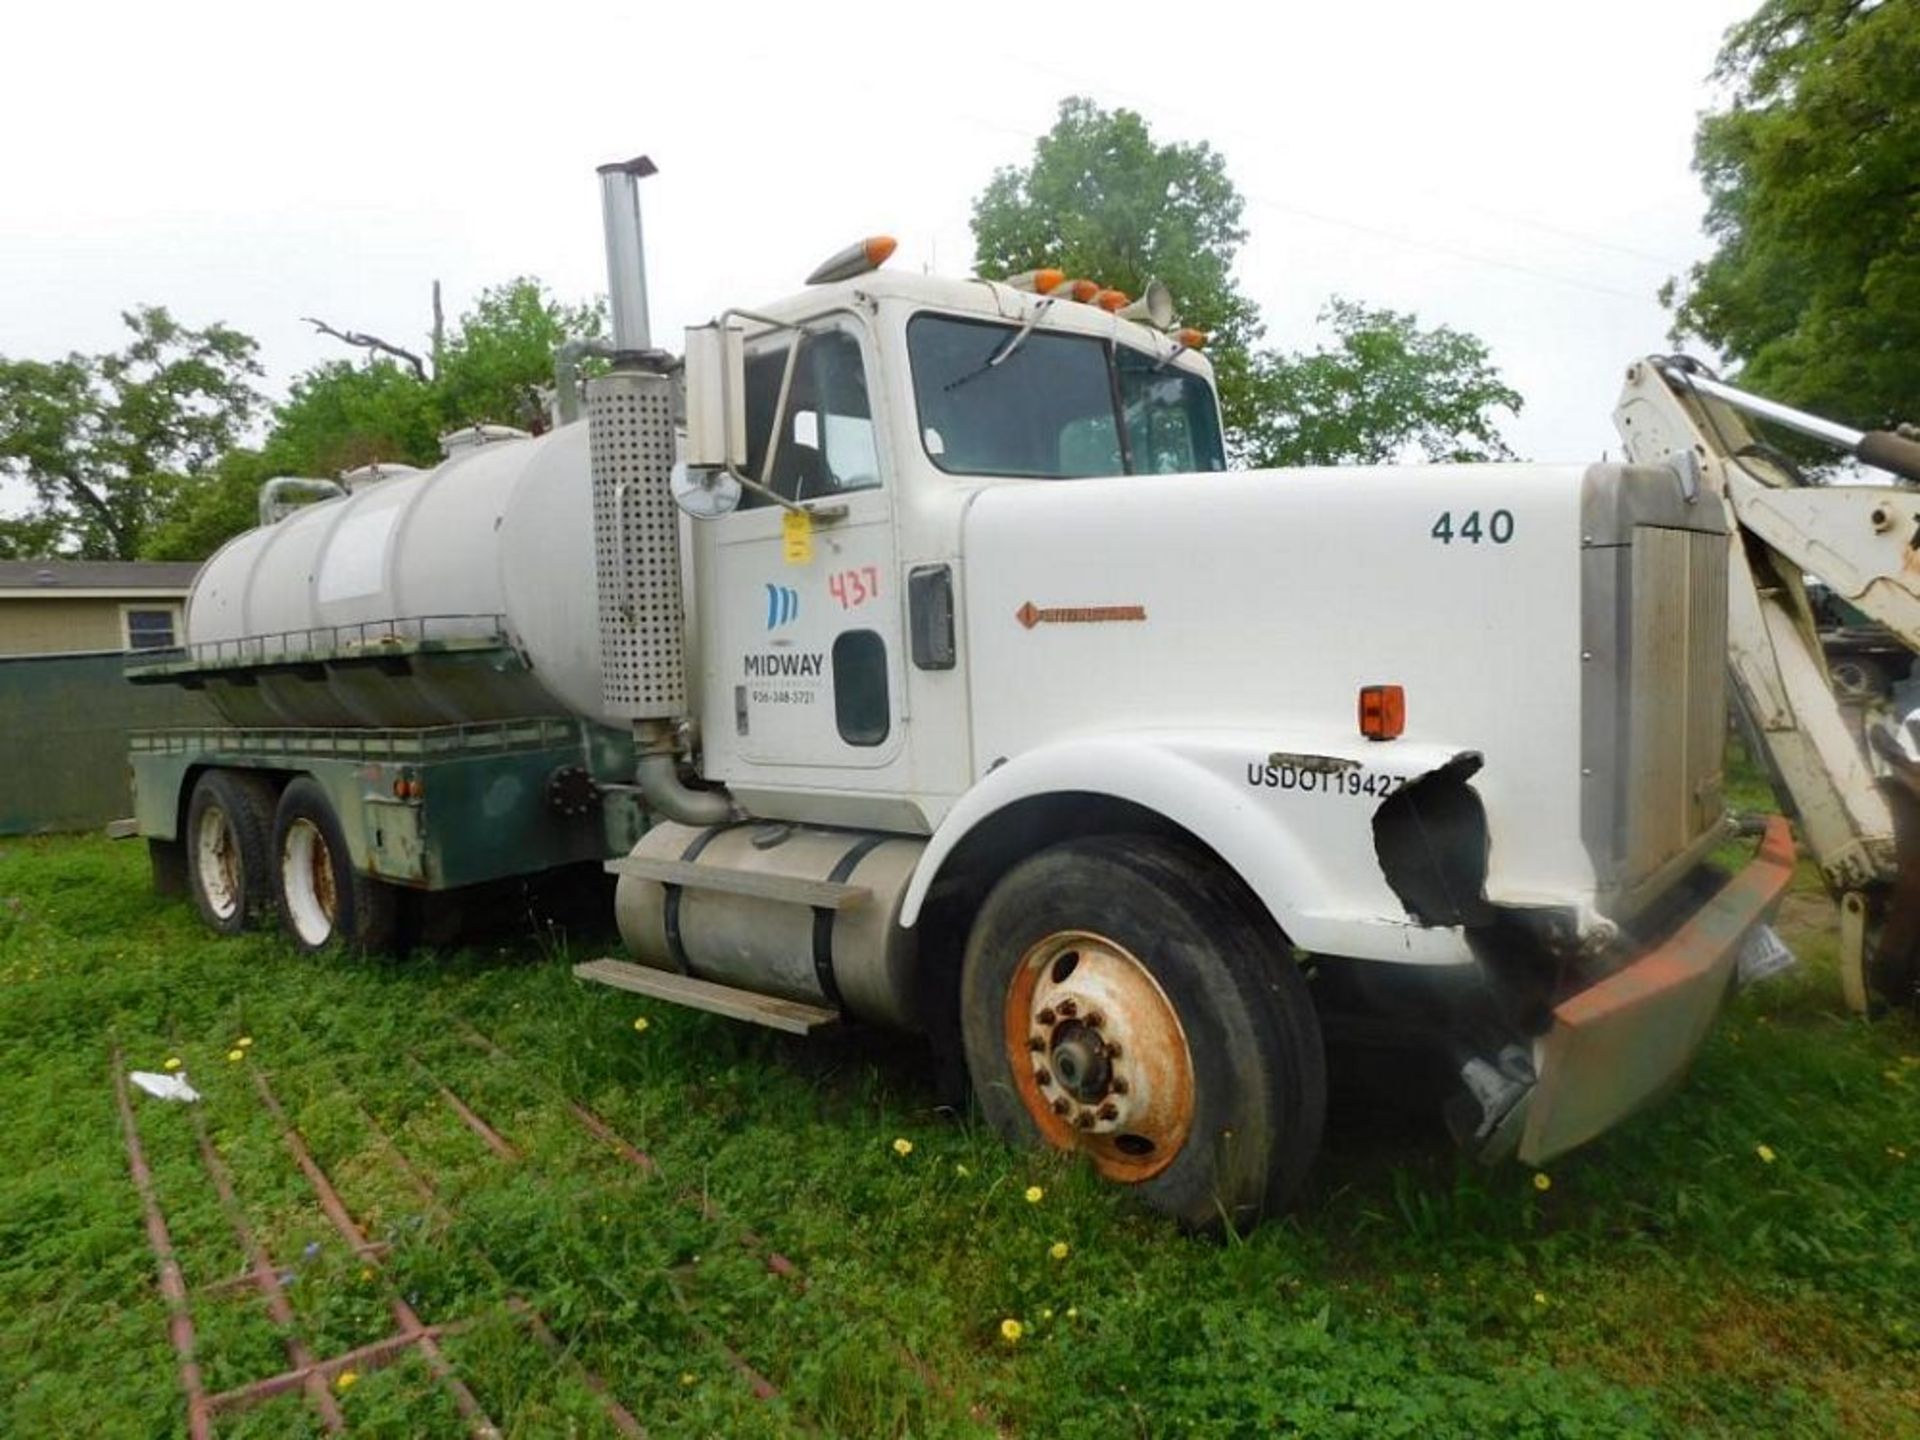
[{"xmin": 1, "ymin": 0, "xmax": 1752, "ymax": 474}]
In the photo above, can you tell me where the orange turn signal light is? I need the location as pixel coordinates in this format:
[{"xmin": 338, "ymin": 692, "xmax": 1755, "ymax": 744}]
[
  {"xmin": 1175, "ymin": 327, "xmax": 1208, "ymax": 350},
  {"xmin": 1029, "ymin": 268, "xmax": 1068, "ymax": 294},
  {"xmin": 1095, "ymin": 288, "xmax": 1130, "ymax": 312},
  {"xmin": 1359, "ymin": 684, "xmax": 1405, "ymax": 741},
  {"xmin": 1063, "ymin": 278, "xmax": 1099, "ymax": 303}
]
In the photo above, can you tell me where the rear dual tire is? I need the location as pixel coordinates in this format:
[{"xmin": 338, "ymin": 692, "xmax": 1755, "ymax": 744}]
[
  {"xmin": 271, "ymin": 777, "xmax": 398, "ymax": 955},
  {"xmin": 185, "ymin": 770, "xmax": 277, "ymax": 934}
]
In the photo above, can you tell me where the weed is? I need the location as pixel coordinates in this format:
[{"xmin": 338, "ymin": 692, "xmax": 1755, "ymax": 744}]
[{"xmin": 0, "ymin": 829, "xmax": 1915, "ymax": 1436}]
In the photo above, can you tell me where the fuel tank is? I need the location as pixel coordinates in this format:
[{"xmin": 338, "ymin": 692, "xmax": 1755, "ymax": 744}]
[{"xmin": 613, "ymin": 819, "xmax": 927, "ymax": 1029}]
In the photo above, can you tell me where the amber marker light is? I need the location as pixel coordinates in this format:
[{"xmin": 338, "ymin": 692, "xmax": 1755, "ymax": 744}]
[
  {"xmin": 1010, "ymin": 268, "xmax": 1068, "ymax": 294},
  {"xmin": 1095, "ymin": 288, "xmax": 1130, "ymax": 312},
  {"xmin": 1176, "ymin": 327, "xmax": 1208, "ymax": 349},
  {"xmin": 805, "ymin": 235, "xmax": 898, "ymax": 285},
  {"xmin": 1359, "ymin": 685, "xmax": 1406, "ymax": 741}
]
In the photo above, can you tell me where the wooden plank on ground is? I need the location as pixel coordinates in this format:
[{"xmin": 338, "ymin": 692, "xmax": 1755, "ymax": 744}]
[{"xmin": 573, "ymin": 958, "xmax": 841, "ymax": 1035}]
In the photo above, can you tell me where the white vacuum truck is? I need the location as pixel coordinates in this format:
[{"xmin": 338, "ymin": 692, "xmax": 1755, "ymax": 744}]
[{"xmin": 136, "ymin": 155, "xmax": 1877, "ymax": 1228}]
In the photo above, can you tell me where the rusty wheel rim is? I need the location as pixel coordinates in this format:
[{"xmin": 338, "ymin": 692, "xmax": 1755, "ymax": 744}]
[
  {"xmin": 281, "ymin": 818, "xmax": 338, "ymax": 947},
  {"xmin": 1002, "ymin": 929, "xmax": 1194, "ymax": 1182},
  {"xmin": 194, "ymin": 804, "xmax": 241, "ymax": 921}
]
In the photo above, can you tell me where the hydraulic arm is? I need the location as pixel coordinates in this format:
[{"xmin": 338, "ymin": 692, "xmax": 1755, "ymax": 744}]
[{"xmin": 1613, "ymin": 357, "xmax": 1920, "ymax": 1012}]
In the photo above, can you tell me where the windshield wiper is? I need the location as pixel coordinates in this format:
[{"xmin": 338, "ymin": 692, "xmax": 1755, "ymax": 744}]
[{"xmin": 944, "ymin": 298, "xmax": 1054, "ymax": 393}]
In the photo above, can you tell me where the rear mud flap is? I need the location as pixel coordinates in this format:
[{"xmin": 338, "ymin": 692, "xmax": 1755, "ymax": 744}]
[{"xmin": 1515, "ymin": 816, "xmax": 1796, "ymax": 1166}]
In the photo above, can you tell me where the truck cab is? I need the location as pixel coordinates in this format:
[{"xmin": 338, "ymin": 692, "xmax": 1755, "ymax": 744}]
[{"xmin": 688, "ymin": 271, "xmax": 1224, "ymax": 830}]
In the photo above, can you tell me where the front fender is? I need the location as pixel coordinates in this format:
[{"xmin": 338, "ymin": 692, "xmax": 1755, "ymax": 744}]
[{"xmin": 902, "ymin": 730, "xmax": 1478, "ymax": 965}]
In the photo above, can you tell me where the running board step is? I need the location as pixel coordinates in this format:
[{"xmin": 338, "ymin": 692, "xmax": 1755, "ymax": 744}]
[
  {"xmin": 603, "ymin": 856, "xmax": 870, "ymax": 910},
  {"xmin": 572, "ymin": 958, "xmax": 841, "ymax": 1035}
]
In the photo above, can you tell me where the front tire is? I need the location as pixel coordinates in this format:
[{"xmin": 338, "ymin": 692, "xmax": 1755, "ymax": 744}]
[
  {"xmin": 185, "ymin": 770, "xmax": 277, "ymax": 935},
  {"xmin": 271, "ymin": 776, "xmax": 398, "ymax": 955},
  {"xmin": 960, "ymin": 835, "xmax": 1325, "ymax": 1229}
]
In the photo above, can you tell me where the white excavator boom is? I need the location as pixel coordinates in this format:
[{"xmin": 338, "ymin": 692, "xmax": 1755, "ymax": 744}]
[{"xmin": 1613, "ymin": 357, "xmax": 1920, "ymax": 1011}]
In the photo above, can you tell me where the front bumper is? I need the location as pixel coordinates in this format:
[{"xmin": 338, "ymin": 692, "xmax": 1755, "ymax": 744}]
[{"xmin": 1514, "ymin": 816, "xmax": 1796, "ymax": 1166}]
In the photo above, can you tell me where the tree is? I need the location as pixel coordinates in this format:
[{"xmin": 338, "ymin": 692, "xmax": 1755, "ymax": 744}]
[
  {"xmin": 140, "ymin": 449, "xmax": 275, "ymax": 562},
  {"xmin": 971, "ymin": 98, "xmax": 1265, "ymax": 441},
  {"xmin": 972, "ymin": 98, "xmax": 1522, "ymax": 465},
  {"xmin": 135, "ymin": 278, "xmax": 607, "ymax": 562},
  {"xmin": 1242, "ymin": 300, "xmax": 1523, "ymax": 467},
  {"xmin": 435, "ymin": 279, "xmax": 604, "ymax": 435},
  {"xmin": 272, "ymin": 277, "xmax": 605, "ymax": 477},
  {"xmin": 0, "ymin": 307, "xmax": 263, "ymax": 558},
  {"xmin": 261, "ymin": 360, "xmax": 443, "ymax": 477},
  {"xmin": 1664, "ymin": 0, "xmax": 1920, "ymax": 428}
]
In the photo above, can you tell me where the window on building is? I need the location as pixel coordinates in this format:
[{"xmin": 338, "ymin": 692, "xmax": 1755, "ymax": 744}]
[{"xmin": 123, "ymin": 607, "xmax": 178, "ymax": 651}]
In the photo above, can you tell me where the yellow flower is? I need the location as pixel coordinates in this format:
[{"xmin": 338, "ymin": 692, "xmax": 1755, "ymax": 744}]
[
  {"xmin": 1024, "ymin": 1185, "xmax": 1044, "ymax": 1204},
  {"xmin": 1887, "ymin": 1146, "xmax": 1908, "ymax": 1160},
  {"xmin": 1755, "ymin": 1143, "xmax": 1777, "ymax": 1164},
  {"xmin": 892, "ymin": 1137, "xmax": 913, "ymax": 1156},
  {"xmin": 955, "ymin": 1163, "xmax": 971, "ymax": 1178},
  {"xmin": 335, "ymin": 1370, "xmax": 359, "ymax": 1392},
  {"xmin": 999, "ymin": 1317, "xmax": 1023, "ymax": 1343},
  {"xmin": 679, "ymin": 1371, "xmax": 697, "ymax": 1387},
  {"xmin": 1066, "ymin": 1306, "xmax": 1078, "ymax": 1319},
  {"xmin": 1533, "ymin": 1291, "xmax": 1548, "ymax": 1307},
  {"xmin": 632, "ymin": 1016, "xmax": 650, "ymax": 1033},
  {"xmin": 1048, "ymin": 1241, "xmax": 1070, "ymax": 1261},
  {"xmin": 1532, "ymin": 1172, "xmax": 1552, "ymax": 1192},
  {"xmin": 227, "ymin": 1049, "xmax": 245, "ymax": 1063},
  {"xmin": 1040, "ymin": 1307, "xmax": 1054, "ymax": 1321},
  {"xmin": 358, "ymin": 1268, "xmax": 372, "ymax": 1283},
  {"xmin": 236, "ymin": 1036, "xmax": 254, "ymax": 1049},
  {"xmin": 162, "ymin": 1056, "xmax": 182, "ymax": 1072}
]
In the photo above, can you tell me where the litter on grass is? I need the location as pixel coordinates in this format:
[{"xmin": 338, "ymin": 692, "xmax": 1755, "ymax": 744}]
[
  {"xmin": 1736, "ymin": 923, "xmax": 1797, "ymax": 989},
  {"xmin": 129, "ymin": 1071, "xmax": 201, "ymax": 1103}
]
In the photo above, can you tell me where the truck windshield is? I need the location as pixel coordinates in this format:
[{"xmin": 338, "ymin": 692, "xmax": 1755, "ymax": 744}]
[{"xmin": 907, "ymin": 313, "xmax": 1225, "ymax": 479}]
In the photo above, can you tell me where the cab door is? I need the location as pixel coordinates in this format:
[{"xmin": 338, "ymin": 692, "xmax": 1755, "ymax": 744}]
[{"xmin": 696, "ymin": 316, "xmax": 906, "ymax": 778}]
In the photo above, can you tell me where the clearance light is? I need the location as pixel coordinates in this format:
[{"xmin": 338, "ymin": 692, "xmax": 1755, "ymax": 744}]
[
  {"xmin": 1007, "ymin": 268, "xmax": 1066, "ymax": 294},
  {"xmin": 805, "ymin": 235, "xmax": 897, "ymax": 285},
  {"xmin": 1175, "ymin": 327, "xmax": 1208, "ymax": 350},
  {"xmin": 1095, "ymin": 288, "xmax": 1130, "ymax": 312},
  {"xmin": 1058, "ymin": 278, "xmax": 1099, "ymax": 303},
  {"xmin": 1359, "ymin": 685, "xmax": 1406, "ymax": 742}
]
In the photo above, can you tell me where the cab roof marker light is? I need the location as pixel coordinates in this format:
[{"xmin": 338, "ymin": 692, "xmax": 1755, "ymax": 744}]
[
  {"xmin": 1176, "ymin": 327, "xmax": 1208, "ymax": 350},
  {"xmin": 1095, "ymin": 288, "xmax": 1130, "ymax": 313},
  {"xmin": 805, "ymin": 235, "xmax": 897, "ymax": 285},
  {"xmin": 1006, "ymin": 268, "xmax": 1066, "ymax": 294}
]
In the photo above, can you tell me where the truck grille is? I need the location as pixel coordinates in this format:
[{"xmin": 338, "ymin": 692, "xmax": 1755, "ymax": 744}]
[{"xmin": 1621, "ymin": 525, "xmax": 1729, "ymax": 897}]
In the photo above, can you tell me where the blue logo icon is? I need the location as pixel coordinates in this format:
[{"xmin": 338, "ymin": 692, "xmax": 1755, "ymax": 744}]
[{"xmin": 765, "ymin": 584, "xmax": 800, "ymax": 629}]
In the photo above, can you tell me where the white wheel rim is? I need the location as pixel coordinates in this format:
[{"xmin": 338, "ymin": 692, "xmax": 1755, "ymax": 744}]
[
  {"xmin": 281, "ymin": 818, "xmax": 338, "ymax": 946},
  {"xmin": 194, "ymin": 804, "xmax": 241, "ymax": 921}
]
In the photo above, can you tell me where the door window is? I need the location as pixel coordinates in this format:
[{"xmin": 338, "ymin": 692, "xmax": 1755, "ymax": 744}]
[{"xmin": 741, "ymin": 329, "xmax": 880, "ymax": 507}]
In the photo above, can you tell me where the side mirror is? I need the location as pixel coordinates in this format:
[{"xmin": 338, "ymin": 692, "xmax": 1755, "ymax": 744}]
[
  {"xmin": 676, "ymin": 322, "xmax": 748, "ymax": 519},
  {"xmin": 670, "ymin": 459, "xmax": 742, "ymax": 519},
  {"xmin": 683, "ymin": 322, "xmax": 746, "ymax": 471}
]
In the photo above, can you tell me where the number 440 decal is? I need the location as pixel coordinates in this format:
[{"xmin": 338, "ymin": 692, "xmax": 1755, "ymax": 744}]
[{"xmin": 1431, "ymin": 509, "xmax": 1515, "ymax": 545}]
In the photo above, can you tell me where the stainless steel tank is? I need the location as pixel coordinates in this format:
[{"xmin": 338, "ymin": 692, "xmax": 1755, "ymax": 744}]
[
  {"xmin": 614, "ymin": 820, "xmax": 928, "ymax": 1029},
  {"xmin": 186, "ymin": 424, "xmax": 610, "ymax": 728}
]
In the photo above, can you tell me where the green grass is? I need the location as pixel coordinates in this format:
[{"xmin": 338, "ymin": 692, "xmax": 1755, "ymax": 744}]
[{"xmin": 1, "ymin": 831, "xmax": 1916, "ymax": 1438}]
